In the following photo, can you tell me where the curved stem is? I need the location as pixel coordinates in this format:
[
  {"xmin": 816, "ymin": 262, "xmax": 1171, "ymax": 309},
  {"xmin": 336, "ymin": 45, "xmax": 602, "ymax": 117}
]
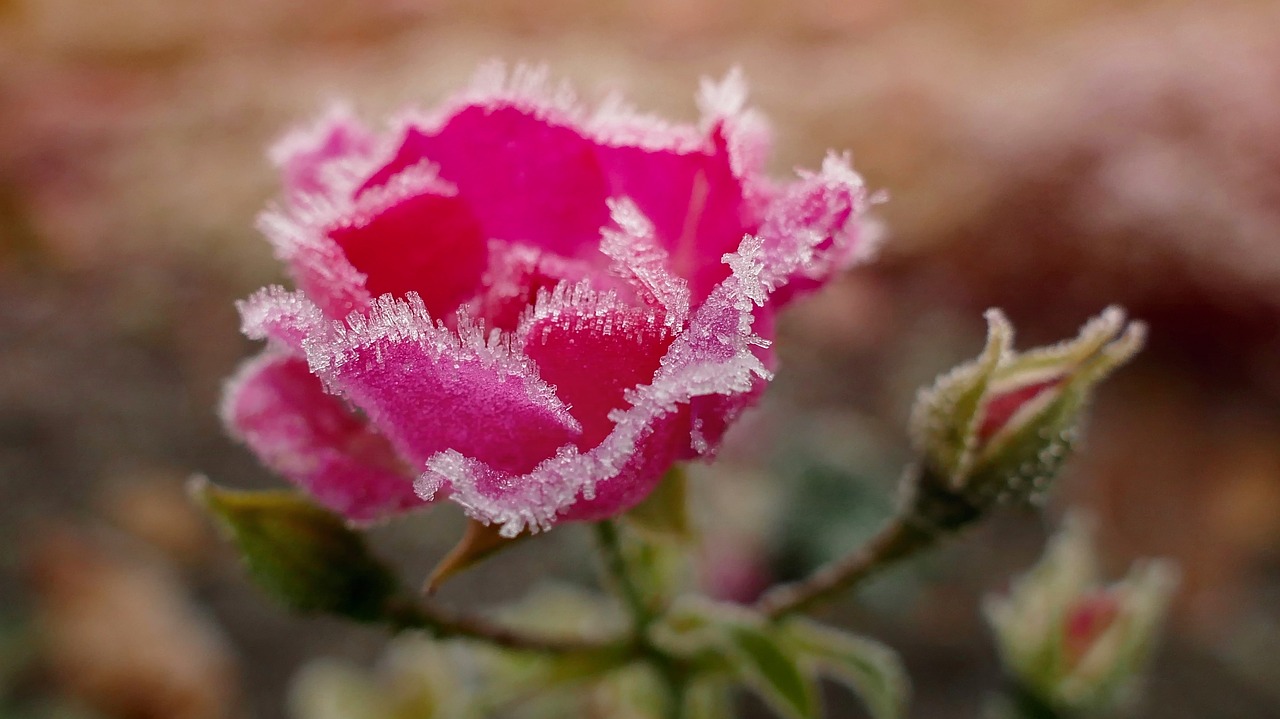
[
  {"xmin": 754, "ymin": 514, "xmax": 937, "ymax": 619},
  {"xmin": 593, "ymin": 520, "xmax": 688, "ymax": 718},
  {"xmin": 383, "ymin": 595, "xmax": 625, "ymax": 655},
  {"xmin": 593, "ymin": 520, "xmax": 654, "ymax": 630}
]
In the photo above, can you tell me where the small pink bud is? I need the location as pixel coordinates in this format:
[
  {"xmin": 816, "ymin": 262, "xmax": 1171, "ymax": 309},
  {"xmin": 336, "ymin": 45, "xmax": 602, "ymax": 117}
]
[
  {"xmin": 1060, "ymin": 590, "xmax": 1120, "ymax": 670},
  {"xmin": 910, "ymin": 307, "xmax": 1145, "ymax": 511},
  {"xmin": 985, "ymin": 514, "xmax": 1179, "ymax": 714}
]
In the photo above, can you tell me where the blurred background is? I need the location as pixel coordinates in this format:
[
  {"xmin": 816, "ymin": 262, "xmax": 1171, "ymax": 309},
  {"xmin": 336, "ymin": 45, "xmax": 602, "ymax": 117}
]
[{"xmin": 3, "ymin": 0, "xmax": 1280, "ymax": 717}]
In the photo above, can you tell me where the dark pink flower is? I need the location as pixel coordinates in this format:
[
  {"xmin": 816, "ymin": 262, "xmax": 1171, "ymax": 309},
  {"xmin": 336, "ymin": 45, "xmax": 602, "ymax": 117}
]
[{"xmin": 223, "ymin": 64, "xmax": 873, "ymax": 535}]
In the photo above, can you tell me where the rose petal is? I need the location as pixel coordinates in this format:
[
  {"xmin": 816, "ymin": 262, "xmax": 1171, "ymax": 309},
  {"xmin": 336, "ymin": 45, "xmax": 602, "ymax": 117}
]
[
  {"xmin": 519, "ymin": 281, "xmax": 676, "ymax": 449},
  {"xmin": 270, "ymin": 103, "xmax": 375, "ymax": 201},
  {"xmin": 754, "ymin": 153, "xmax": 872, "ymax": 307},
  {"xmin": 358, "ymin": 65, "xmax": 756, "ymax": 291},
  {"xmin": 600, "ymin": 198, "xmax": 691, "ymax": 324},
  {"xmin": 221, "ymin": 352, "xmax": 422, "ymax": 523},
  {"xmin": 327, "ymin": 162, "xmax": 487, "ymax": 318},
  {"xmin": 420, "ymin": 234, "xmax": 775, "ymax": 536},
  {"xmin": 365, "ymin": 105, "xmax": 612, "ymax": 260},
  {"xmin": 595, "ymin": 127, "xmax": 748, "ymax": 303},
  {"xmin": 237, "ymin": 286, "xmax": 325, "ymax": 353},
  {"xmin": 305, "ymin": 294, "xmax": 582, "ymax": 479},
  {"xmin": 257, "ymin": 209, "xmax": 372, "ymax": 320},
  {"xmin": 473, "ymin": 240, "xmax": 605, "ymax": 333}
]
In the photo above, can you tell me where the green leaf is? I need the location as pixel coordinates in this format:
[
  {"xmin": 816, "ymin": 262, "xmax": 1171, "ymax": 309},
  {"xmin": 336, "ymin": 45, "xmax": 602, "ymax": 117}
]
[
  {"xmin": 191, "ymin": 477, "xmax": 398, "ymax": 621},
  {"xmin": 782, "ymin": 619, "xmax": 909, "ymax": 719},
  {"xmin": 653, "ymin": 600, "xmax": 819, "ymax": 718},
  {"xmin": 623, "ymin": 466, "xmax": 692, "ymax": 541},
  {"xmin": 725, "ymin": 623, "xmax": 820, "ymax": 719}
]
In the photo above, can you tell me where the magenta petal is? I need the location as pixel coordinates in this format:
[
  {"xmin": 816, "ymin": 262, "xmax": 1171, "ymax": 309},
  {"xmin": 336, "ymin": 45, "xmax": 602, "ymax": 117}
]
[
  {"xmin": 237, "ymin": 286, "xmax": 325, "ymax": 353},
  {"xmin": 366, "ymin": 106, "xmax": 611, "ymax": 259},
  {"xmin": 474, "ymin": 240, "xmax": 604, "ymax": 333},
  {"xmin": 600, "ymin": 199, "xmax": 692, "ymax": 323},
  {"xmin": 221, "ymin": 352, "xmax": 423, "ymax": 523},
  {"xmin": 328, "ymin": 162, "xmax": 487, "ymax": 318},
  {"xmin": 595, "ymin": 127, "xmax": 748, "ymax": 303},
  {"xmin": 270, "ymin": 104, "xmax": 375, "ymax": 201},
  {"xmin": 258, "ymin": 209, "xmax": 372, "ymax": 320},
  {"xmin": 419, "ymin": 237, "xmax": 776, "ymax": 536},
  {"xmin": 305, "ymin": 294, "xmax": 582, "ymax": 478},
  {"xmin": 755, "ymin": 153, "xmax": 872, "ymax": 308},
  {"xmin": 555, "ymin": 407, "xmax": 692, "ymax": 523},
  {"xmin": 520, "ymin": 281, "xmax": 676, "ymax": 449}
]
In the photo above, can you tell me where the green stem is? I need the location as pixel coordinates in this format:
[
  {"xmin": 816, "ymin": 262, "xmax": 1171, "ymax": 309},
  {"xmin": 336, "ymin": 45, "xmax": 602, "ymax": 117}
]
[
  {"xmin": 593, "ymin": 520, "xmax": 654, "ymax": 629},
  {"xmin": 755, "ymin": 463, "xmax": 987, "ymax": 619},
  {"xmin": 653, "ymin": 653, "xmax": 691, "ymax": 719},
  {"xmin": 593, "ymin": 520, "xmax": 688, "ymax": 718},
  {"xmin": 1002, "ymin": 681, "xmax": 1068, "ymax": 719},
  {"xmin": 382, "ymin": 594, "xmax": 624, "ymax": 656},
  {"xmin": 754, "ymin": 514, "xmax": 936, "ymax": 618}
]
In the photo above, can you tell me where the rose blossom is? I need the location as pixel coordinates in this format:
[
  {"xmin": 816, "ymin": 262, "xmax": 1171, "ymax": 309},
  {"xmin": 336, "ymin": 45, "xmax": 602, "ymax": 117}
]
[{"xmin": 222, "ymin": 64, "xmax": 874, "ymax": 536}]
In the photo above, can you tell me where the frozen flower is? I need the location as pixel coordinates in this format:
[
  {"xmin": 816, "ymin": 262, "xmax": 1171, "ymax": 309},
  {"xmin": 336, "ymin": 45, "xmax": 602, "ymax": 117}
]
[
  {"xmin": 985, "ymin": 515, "xmax": 1178, "ymax": 714},
  {"xmin": 223, "ymin": 64, "xmax": 873, "ymax": 535},
  {"xmin": 909, "ymin": 307, "xmax": 1144, "ymax": 513}
]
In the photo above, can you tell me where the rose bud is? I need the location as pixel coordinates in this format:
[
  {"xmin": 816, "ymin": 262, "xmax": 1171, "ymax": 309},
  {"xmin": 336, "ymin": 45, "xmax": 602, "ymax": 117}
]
[
  {"xmin": 985, "ymin": 514, "xmax": 1178, "ymax": 714},
  {"xmin": 908, "ymin": 307, "xmax": 1145, "ymax": 522}
]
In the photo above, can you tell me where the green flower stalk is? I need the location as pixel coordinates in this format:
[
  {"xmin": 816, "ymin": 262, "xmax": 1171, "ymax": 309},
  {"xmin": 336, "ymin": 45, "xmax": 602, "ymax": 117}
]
[{"xmin": 985, "ymin": 515, "xmax": 1178, "ymax": 716}]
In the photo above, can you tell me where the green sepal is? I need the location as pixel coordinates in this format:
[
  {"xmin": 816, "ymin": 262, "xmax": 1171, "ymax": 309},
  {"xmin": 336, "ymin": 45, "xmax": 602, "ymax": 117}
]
[
  {"xmin": 725, "ymin": 623, "xmax": 820, "ymax": 719},
  {"xmin": 624, "ymin": 465, "xmax": 693, "ymax": 542},
  {"xmin": 780, "ymin": 619, "xmax": 909, "ymax": 719},
  {"xmin": 653, "ymin": 600, "xmax": 820, "ymax": 719},
  {"xmin": 192, "ymin": 478, "xmax": 398, "ymax": 622}
]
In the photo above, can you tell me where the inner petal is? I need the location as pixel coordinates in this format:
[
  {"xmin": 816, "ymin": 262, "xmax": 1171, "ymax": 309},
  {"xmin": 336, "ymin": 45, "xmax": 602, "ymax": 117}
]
[
  {"xmin": 520, "ymin": 283, "xmax": 676, "ymax": 449},
  {"xmin": 364, "ymin": 106, "xmax": 612, "ymax": 260},
  {"xmin": 328, "ymin": 169, "xmax": 487, "ymax": 319},
  {"xmin": 474, "ymin": 240, "xmax": 624, "ymax": 333},
  {"xmin": 595, "ymin": 127, "xmax": 750, "ymax": 302}
]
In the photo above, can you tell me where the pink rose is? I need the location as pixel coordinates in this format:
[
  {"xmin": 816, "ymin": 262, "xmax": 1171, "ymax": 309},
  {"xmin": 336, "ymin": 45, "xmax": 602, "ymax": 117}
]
[{"xmin": 222, "ymin": 64, "xmax": 872, "ymax": 535}]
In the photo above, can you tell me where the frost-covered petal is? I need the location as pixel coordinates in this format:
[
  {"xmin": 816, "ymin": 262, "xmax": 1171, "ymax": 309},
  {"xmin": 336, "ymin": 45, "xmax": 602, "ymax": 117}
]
[
  {"xmin": 358, "ymin": 65, "xmax": 757, "ymax": 290},
  {"xmin": 519, "ymin": 281, "xmax": 677, "ymax": 449},
  {"xmin": 258, "ymin": 209, "xmax": 372, "ymax": 320},
  {"xmin": 237, "ymin": 286, "xmax": 326, "ymax": 353},
  {"xmin": 473, "ymin": 240, "xmax": 605, "ymax": 333},
  {"xmin": 419, "ymin": 234, "xmax": 775, "ymax": 536},
  {"xmin": 599, "ymin": 198, "xmax": 692, "ymax": 324},
  {"xmin": 305, "ymin": 294, "xmax": 582, "ymax": 479},
  {"xmin": 270, "ymin": 104, "xmax": 376, "ymax": 201},
  {"xmin": 328, "ymin": 162, "xmax": 487, "ymax": 318},
  {"xmin": 755, "ymin": 153, "xmax": 872, "ymax": 308},
  {"xmin": 221, "ymin": 352, "xmax": 422, "ymax": 523},
  {"xmin": 594, "ymin": 127, "xmax": 748, "ymax": 302},
  {"xmin": 364, "ymin": 105, "xmax": 612, "ymax": 259}
]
